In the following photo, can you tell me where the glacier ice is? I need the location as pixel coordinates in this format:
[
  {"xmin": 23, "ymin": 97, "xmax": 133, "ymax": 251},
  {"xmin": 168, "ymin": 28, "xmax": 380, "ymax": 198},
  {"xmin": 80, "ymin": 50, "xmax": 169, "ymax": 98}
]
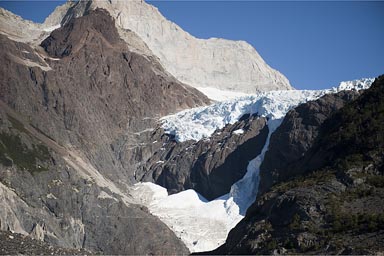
[{"xmin": 133, "ymin": 78, "xmax": 374, "ymax": 252}]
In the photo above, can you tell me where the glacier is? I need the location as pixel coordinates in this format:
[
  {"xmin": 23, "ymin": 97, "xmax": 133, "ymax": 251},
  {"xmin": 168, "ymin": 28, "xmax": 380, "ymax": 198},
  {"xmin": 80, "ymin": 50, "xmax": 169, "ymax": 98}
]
[
  {"xmin": 161, "ymin": 78, "xmax": 375, "ymax": 142},
  {"xmin": 133, "ymin": 78, "xmax": 375, "ymax": 253}
]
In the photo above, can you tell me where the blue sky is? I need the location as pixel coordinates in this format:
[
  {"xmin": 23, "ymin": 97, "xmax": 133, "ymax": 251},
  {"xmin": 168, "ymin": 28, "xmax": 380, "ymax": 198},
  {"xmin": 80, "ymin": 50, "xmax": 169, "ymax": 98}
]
[{"xmin": 0, "ymin": 1, "xmax": 383, "ymax": 90}]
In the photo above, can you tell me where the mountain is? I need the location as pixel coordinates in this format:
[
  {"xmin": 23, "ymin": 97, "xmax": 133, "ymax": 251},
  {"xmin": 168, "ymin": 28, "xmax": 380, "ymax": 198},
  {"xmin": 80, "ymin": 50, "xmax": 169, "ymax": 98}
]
[
  {"xmin": 0, "ymin": 7, "xmax": 211, "ymax": 254},
  {"xmin": 205, "ymin": 75, "xmax": 384, "ymax": 254},
  {"xmin": 0, "ymin": 0, "xmax": 381, "ymax": 254},
  {"xmin": 130, "ymin": 78, "xmax": 376, "ymax": 252},
  {"xmin": 0, "ymin": 0, "xmax": 292, "ymax": 97}
]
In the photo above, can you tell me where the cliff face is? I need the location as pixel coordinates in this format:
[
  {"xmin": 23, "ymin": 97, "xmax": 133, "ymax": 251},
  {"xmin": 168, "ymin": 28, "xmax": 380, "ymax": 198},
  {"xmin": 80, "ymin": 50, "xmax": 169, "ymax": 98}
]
[
  {"xmin": 1, "ymin": 0, "xmax": 291, "ymax": 95},
  {"xmin": 258, "ymin": 90, "xmax": 361, "ymax": 194},
  {"xmin": 0, "ymin": 8, "xmax": 212, "ymax": 254},
  {"xmin": 71, "ymin": 0, "xmax": 293, "ymax": 94},
  {"xmin": 207, "ymin": 76, "xmax": 384, "ymax": 255}
]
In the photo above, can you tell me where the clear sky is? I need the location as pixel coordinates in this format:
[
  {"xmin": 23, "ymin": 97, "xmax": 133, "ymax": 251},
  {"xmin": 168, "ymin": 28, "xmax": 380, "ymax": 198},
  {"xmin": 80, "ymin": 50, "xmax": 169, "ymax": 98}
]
[{"xmin": 0, "ymin": 1, "xmax": 383, "ymax": 90}]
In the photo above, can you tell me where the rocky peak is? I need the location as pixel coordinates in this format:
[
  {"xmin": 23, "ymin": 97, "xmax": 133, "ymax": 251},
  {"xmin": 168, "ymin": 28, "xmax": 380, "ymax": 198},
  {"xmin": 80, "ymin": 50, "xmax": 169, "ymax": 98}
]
[
  {"xmin": 77, "ymin": 0, "xmax": 293, "ymax": 93},
  {"xmin": 5, "ymin": 0, "xmax": 292, "ymax": 95},
  {"xmin": 41, "ymin": 8, "xmax": 121, "ymax": 58}
]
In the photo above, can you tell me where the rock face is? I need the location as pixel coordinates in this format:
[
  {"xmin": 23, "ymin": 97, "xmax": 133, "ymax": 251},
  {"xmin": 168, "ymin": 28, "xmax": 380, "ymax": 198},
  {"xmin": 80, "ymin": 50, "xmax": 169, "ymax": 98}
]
[
  {"xmin": 137, "ymin": 114, "xmax": 269, "ymax": 200},
  {"xmin": 207, "ymin": 76, "xmax": 384, "ymax": 255},
  {"xmin": 258, "ymin": 90, "xmax": 361, "ymax": 194},
  {"xmin": 0, "ymin": 230, "xmax": 92, "ymax": 255},
  {"xmin": 6, "ymin": 0, "xmax": 292, "ymax": 94},
  {"xmin": 88, "ymin": 0, "xmax": 293, "ymax": 93},
  {"xmin": 0, "ymin": 8, "xmax": 212, "ymax": 254}
]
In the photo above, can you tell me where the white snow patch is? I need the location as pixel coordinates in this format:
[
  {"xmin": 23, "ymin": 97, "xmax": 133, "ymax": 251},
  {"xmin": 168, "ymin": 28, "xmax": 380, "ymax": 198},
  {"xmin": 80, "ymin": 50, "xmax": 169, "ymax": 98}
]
[
  {"xmin": 196, "ymin": 87, "xmax": 249, "ymax": 101},
  {"xmin": 98, "ymin": 191, "xmax": 118, "ymax": 201},
  {"xmin": 133, "ymin": 128, "xmax": 154, "ymax": 136},
  {"xmin": 333, "ymin": 77, "xmax": 374, "ymax": 91},
  {"xmin": 233, "ymin": 129, "xmax": 244, "ymax": 135},
  {"xmin": 42, "ymin": 24, "xmax": 60, "ymax": 32},
  {"xmin": 132, "ymin": 182, "xmax": 242, "ymax": 252},
  {"xmin": 46, "ymin": 57, "xmax": 61, "ymax": 61},
  {"xmin": 46, "ymin": 193, "xmax": 57, "ymax": 200}
]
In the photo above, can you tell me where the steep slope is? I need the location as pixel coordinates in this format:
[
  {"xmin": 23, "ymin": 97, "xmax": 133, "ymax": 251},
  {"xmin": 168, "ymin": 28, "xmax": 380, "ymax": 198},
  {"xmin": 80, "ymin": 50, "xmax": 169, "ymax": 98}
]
[
  {"xmin": 137, "ymin": 114, "xmax": 268, "ymax": 200},
  {"xmin": 208, "ymin": 76, "xmax": 384, "ymax": 255},
  {"xmin": 258, "ymin": 90, "xmax": 361, "ymax": 194},
  {"xmin": 92, "ymin": 0, "xmax": 293, "ymax": 93},
  {"xmin": 12, "ymin": 0, "xmax": 292, "ymax": 95},
  {"xmin": 0, "ymin": 8, "xmax": 212, "ymax": 254},
  {"xmin": 0, "ymin": 230, "xmax": 91, "ymax": 255}
]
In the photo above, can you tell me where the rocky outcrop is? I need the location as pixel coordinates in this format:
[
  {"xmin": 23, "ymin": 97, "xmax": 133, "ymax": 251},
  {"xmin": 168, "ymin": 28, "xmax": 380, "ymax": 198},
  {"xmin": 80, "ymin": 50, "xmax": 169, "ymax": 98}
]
[
  {"xmin": 0, "ymin": 8, "xmax": 210, "ymax": 254},
  {"xmin": 137, "ymin": 114, "xmax": 269, "ymax": 200},
  {"xmin": 0, "ymin": 230, "xmax": 92, "ymax": 255},
  {"xmin": 258, "ymin": 90, "xmax": 361, "ymax": 194},
  {"xmin": 205, "ymin": 76, "xmax": 384, "ymax": 255},
  {"xmin": 208, "ymin": 168, "xmax": 384, "ymax": 255}
]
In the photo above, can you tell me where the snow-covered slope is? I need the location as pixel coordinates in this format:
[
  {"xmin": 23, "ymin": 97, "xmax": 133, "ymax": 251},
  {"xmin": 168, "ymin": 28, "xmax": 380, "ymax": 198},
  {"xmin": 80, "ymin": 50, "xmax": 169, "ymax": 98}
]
[
  {"xmin": 335, "ymin": 77, "xmax": 374, "ymax": 91},
  {"xmin": 132, "ymin": 78, "xmax": 374, "ymax": 252}
]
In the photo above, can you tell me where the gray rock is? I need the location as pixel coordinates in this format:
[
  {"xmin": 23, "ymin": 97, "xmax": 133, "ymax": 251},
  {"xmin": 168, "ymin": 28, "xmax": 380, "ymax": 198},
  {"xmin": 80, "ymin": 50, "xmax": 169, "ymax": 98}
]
[
  {"xmin": 0, "ymin": 9, "xmax": 209, "ymax": 254},
  {"xmin": 259, "ymin": 91, "xmax": 360, "ymax": 194}
]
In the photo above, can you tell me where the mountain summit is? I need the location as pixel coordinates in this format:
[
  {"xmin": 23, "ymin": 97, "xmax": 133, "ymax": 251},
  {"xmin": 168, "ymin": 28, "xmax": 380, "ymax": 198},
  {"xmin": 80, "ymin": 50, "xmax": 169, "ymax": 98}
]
[{"xmin": 0, "ymin": 0, "xmax": 292, "ymax": 95}]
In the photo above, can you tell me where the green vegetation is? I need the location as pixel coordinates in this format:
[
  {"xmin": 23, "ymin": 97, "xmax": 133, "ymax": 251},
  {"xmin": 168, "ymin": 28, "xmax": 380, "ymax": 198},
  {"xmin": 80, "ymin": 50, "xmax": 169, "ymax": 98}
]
[
  {"xmin": 274, "ymin": 169, "xmax": 335, "ymax": 192},
  {"xmin": 265, "ymin": 239, "xmax": 278, "ymax": 251},
  {"xmin": 283, "ymin": 238, "xmax": 295, "ymax": 249},
  {"xmin": 336, "ymin": 153, "xmax": 371, "ymax": 170},
  {"xmin": 330, "ymin": 212, "xmax": 384, "ymax": 233},
  {"xmin": 7, "ymin": 114, "xmax": 29, "ymax": 134},
  {"xmin": 339, "ymin": 186, "xmax": 375, "ymax": 201},
  {"xmin": 366, "ymin": 175, "xmax": 384, "ymax": 188},
  {"xmin": 0, "ymin": 132, "xmax": 50, "ymax": 173},
  {"xmin": 319, "ymin": 76, "xmax": 384, "ymax": 168},
  {"xmin": 289, "ymin": 213, "xmax": 301, "ymax": 230},
  {"xmin": 326, "ymin": 186, "xmax": 384, "ymax": 234}
]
